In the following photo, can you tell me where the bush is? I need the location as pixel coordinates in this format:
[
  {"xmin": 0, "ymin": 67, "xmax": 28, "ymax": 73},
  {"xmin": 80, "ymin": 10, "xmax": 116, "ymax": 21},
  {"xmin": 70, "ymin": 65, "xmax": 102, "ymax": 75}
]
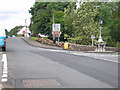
[{"xmin": 116, "ymin": 42, "xmax": 120, "ymax": 48}]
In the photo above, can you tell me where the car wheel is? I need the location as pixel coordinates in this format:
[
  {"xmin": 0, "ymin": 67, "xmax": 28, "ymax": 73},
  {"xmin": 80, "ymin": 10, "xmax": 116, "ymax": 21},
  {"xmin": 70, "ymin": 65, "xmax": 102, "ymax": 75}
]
[{"xmin": 2, "ymin": 46, "xmax": 6, "ymax": 51}]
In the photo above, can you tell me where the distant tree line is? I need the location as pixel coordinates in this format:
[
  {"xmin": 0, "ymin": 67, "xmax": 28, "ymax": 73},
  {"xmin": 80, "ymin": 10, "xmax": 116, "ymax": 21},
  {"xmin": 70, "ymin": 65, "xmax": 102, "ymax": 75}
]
[{"xmin": 9, "ymin": 26, "xmax": 23, "ymax": 36}]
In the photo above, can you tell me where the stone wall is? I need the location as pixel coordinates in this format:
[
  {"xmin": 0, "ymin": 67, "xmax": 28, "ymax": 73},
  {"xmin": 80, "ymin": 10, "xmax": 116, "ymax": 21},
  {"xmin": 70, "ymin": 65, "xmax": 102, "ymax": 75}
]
[{"xmin": 69, "ymin": 43, "xmax": 119, "ymax": 52}]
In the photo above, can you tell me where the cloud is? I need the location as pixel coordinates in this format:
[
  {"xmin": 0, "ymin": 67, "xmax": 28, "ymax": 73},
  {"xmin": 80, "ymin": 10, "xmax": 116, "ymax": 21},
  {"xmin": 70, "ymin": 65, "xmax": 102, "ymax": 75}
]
[
  {"xmin": 0, "ymin": 0, "xmax": 35, "ymax": 12},
  {"xmin": 0, "ymin": 0, "xmax": 35, "ymax": 31}
]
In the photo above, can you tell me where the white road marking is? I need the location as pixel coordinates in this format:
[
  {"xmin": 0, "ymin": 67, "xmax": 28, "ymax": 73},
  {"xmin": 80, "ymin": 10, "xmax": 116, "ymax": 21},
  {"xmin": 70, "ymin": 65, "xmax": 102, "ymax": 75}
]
[
  {"xmin": 1, "ymin": 54, "xmax": 8, "ymax": 82},
  {"xmin": 91, "ymin": 56, "xmax": 118, "ymax": 63},
  {"xmin": 2, "ymin": 54, "xmax": 7, "ymax": 62},
  {"xmin": 1, "ymin": 78, "xmax": 7, "ymax": 82},
  {"xmin": 38, "ymin": 48, "xmax": 68, "ymax": 53},
  {"xmin": 2, "ymin": 70, "xmax": 7, "ymax": 74},
  {"xmin": 2, "ymin": 74, "xmax": 7, "ymax": 78}
]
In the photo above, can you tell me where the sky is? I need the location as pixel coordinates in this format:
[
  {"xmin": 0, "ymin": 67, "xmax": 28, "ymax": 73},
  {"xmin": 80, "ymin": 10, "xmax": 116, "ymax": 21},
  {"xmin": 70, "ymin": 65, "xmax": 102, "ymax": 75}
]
[{"xmin": 0, "ymin": 0, "xmax": 35, "ymax": 31}]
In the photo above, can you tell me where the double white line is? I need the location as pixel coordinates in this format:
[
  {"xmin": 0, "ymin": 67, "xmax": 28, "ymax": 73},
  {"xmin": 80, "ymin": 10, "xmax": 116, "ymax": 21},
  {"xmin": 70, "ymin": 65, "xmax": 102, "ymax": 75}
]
[{"xmin": 1, "ymin": 54, "xmax": 8, "ymax": 82}]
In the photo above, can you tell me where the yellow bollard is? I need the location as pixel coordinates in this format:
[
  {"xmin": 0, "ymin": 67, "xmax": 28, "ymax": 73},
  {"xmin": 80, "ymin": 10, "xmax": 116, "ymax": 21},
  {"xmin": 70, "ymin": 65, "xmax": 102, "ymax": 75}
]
[{"xmin": 63, "ymin": 42, "xmax": 69, "ymax": 50}]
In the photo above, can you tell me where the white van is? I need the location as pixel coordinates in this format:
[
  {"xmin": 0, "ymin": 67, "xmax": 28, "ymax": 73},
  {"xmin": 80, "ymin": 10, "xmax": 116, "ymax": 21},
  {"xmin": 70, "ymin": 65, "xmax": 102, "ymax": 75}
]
[{"xmin": 0, "ymin": 29, "xmax": 7, "ymax": 51}]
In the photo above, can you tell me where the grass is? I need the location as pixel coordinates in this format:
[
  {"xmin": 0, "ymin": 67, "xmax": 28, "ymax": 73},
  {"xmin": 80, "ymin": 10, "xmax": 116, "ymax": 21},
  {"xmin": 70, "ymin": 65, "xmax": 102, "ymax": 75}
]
[{"xmin": 31, "ymin": 37, "xmax": 39, "ymax": 41}]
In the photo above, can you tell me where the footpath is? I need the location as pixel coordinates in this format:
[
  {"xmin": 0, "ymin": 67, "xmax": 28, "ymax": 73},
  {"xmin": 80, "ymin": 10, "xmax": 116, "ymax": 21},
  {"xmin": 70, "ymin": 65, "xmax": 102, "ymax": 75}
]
[{"xmin": 22, "ymin": 37, "xmax": 63, "ymax": 50}]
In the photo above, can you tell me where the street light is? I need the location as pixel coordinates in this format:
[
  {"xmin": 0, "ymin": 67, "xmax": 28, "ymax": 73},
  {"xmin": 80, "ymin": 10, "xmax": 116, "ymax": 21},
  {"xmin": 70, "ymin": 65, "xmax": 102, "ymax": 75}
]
[{"xmin": 98, "ymin": 18, "xmax": 104, "ymax": 43}]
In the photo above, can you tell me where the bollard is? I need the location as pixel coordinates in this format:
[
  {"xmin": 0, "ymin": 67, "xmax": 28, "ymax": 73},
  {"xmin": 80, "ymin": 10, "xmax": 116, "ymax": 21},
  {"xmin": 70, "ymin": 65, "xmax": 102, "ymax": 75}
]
[{"xmin": 63, "ymin": 42, "xmax": 69, "ymax": 50}]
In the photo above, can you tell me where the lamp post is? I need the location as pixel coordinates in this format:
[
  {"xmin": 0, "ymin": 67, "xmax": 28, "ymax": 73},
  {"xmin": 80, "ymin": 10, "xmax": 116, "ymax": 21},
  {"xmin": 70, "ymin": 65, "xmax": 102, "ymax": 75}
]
[
  {"xmin": 95, "ymin": 18, "xmax": 106, "ymax": 52},
  {"xmin": 98, "ymin": 18, "xmax": 103, "ymax": 43}
]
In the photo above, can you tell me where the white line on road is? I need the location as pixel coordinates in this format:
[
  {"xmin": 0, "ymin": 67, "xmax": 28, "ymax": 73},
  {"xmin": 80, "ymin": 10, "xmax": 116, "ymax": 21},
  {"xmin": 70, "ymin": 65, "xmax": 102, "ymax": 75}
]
[
  {"xmin": 91, "ymin": 56, "xmax": 118, "ymax": 63},
  {"xmin": 38, "ymin": 48, "xmax": 68, "ymax": 53},
  {"xmin": 1, "ymin": 54, "xmax": 8, "ymax": 83}
]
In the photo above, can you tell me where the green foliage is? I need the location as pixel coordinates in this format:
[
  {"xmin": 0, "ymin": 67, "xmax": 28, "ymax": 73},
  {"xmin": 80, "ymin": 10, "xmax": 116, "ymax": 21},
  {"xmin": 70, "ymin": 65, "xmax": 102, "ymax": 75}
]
[
  {"xmin": 64, "ymin": 2, "xmax": 119, "ymax": 47},
  {"xmin": 110, "ymin": 2, "xmax": 120, "ymax": 45},
  {"xmin": 29, "ymin": 2, "xmax": 69, "ymax": 39},
  {"xmin": 64, "ymin": 2, "xmax": 99, "ymax": 45},
  {"xmin": 95, "ymin": 2, "xmax": 119, "ymax": 46},
  {"xmin": 29, "ymin": 2, "xmax": 119, "ymax": 47},
  {"xmin": 17, "ymin": 34, "xmax": 23, "ymax": 37},
  {"xmin": 31, "ymin": 37, "xmax": 39, "ymax": 41},
  {"xmin": 5, "ymin": 29, "xmax": 9, "ymax": 36},
  {"xmin": 116, "ymin": 42, "xmax": 120, "ymax": 48}
]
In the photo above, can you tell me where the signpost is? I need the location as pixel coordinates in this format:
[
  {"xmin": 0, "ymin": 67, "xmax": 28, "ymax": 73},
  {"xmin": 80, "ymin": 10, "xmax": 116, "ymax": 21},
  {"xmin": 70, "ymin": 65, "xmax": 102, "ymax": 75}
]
[
  {"xmin": 91, "ymin": 35, "xmax": 95, "ymax": 46},
  {"xmin": 52, "ymin": 24, "xmax": 61, "ymax": 42}
]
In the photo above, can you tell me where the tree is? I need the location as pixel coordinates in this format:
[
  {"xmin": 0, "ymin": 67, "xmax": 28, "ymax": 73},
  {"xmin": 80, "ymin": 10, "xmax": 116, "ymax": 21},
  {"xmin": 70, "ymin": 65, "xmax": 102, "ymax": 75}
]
[
  {"xmin": 109, "ymin": 2, "xmax": 120, "ymax": 47},
  {"xmin": 10, "ymin": 26, "xmax": 23, "ymax": 36},
  {"xmin": 64, "ymin": 2, "xmax": 99, "ymax": 45},
  {"xmin": 29, "ymin": 2, "xmax": 70, "ymax": 40},
  {"xmin": 64, "ymin": 2, "xmax": 119, "ymax": 47},
  {"xmin": 29, "ymin": 2, "xmax": 119, "ymax": 47},
  {"xmin": 5, "ymin": 29, "xmax": 9, "ymax": 36},
  {"xmin": 64, "ymin": 3, "xmax": 76, "ymax": 38},
  {"xmin": 95, "ymin": 2, "xmax": 119, "ymax": 46}
]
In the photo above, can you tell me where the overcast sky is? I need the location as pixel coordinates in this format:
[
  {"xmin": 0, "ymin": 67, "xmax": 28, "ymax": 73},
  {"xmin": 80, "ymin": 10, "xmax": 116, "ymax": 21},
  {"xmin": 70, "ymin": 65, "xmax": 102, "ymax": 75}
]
[{"xmin": 0, "ymin": 0, "xmax": 35, "ymax": 31}]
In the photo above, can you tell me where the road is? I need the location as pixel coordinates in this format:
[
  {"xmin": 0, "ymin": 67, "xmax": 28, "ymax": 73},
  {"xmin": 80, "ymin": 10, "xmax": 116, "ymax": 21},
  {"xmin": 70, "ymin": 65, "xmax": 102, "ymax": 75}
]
[
  {"xmin": 0, "ymin": 52, "xmax": 2, "ymax": 89},
  {"xmin": 1, "ymin": 37, "xmax": 118, "ymax": 88}
]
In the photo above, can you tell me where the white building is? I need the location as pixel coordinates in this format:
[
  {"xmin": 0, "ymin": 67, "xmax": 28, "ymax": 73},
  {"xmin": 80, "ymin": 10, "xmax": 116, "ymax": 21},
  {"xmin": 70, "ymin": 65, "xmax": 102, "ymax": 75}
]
[
  {"xmin": 38, "ymin": 33, "xmax": 48, "ymax": 38},
  {"xmin": 17, "ymin": 26, "xmax": 31, "ymax": 37}
]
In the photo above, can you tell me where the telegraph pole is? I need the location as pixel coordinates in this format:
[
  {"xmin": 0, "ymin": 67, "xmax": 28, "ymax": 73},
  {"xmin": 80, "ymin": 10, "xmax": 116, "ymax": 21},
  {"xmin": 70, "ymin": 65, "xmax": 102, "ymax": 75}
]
[
  {"xmin": 52, "ymin": 9, "xmax": 56, "ymax": 43},
  {"xmin": 25, "ymin": 19, "xmax": 27, "ymax": 29},
  {"xmin": 25, "ymin": 19, "xmax": 27, "ymax": 37}
]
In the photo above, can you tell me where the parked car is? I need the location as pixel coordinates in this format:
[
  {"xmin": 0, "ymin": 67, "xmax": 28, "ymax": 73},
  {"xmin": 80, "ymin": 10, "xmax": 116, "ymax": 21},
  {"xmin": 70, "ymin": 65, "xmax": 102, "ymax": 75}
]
[{"xmin": 0, "ymin": 29, "xmax": 7, "ymax": 51}]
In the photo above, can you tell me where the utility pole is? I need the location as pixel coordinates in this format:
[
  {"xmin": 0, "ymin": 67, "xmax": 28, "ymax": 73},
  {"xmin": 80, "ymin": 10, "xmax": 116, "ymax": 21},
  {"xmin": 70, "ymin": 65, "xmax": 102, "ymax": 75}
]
[
  {"xmin": 53, "ymin": 9, "xmax": 54, "ymax": 25},
  {"xmin": 52, "ymin": 9, "xmax": 56, "ymax": 44},
  {"xmin": 25, "ymin": 19, "xmax": 27, "ymax": 37},
  {"xmin": 25, "ymin": 19, "xmax": 27, "ymax": 29}
]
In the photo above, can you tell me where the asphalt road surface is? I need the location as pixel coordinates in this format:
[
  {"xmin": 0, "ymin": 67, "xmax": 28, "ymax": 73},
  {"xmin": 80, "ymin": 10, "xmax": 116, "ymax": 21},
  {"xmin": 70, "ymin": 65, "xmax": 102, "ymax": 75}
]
[
  {"xmin": 0, "ymin": 53, "xmax": 2, "ymax": 89},
  {"xmin": 2, "ymin": 37, "xmax": 118, "ymax": 88}
]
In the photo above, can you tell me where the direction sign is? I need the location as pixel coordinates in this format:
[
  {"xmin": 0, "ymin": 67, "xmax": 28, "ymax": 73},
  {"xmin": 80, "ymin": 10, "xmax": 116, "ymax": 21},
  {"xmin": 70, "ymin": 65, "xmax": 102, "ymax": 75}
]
[
  {"xmin": 52, "ymin": 31, "xmax": 61, "ymax": 37},
  {"xmin": 52, "ymin": 24, "xmax": 60, "ymax": 31}
]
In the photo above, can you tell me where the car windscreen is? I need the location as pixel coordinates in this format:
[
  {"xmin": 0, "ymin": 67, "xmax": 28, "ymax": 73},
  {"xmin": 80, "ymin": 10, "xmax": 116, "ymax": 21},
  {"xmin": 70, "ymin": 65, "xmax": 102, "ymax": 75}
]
[{"xmin": 0, "ymin": 29, "xmax": 6, "ymax": 37}]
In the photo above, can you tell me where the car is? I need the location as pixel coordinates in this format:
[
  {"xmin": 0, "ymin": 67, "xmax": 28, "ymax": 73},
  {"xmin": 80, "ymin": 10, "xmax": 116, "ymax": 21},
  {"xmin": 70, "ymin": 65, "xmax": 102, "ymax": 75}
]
[{"xmin": 0, "ymin": 29, "xmax": 7, "ymax": 51}]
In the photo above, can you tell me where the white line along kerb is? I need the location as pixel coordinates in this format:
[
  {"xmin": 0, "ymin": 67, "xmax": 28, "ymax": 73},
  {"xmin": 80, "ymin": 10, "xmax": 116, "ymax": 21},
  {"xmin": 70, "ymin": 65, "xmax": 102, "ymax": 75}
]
[
  {"xmin": 2, "ymin": 54, "xmax": 8, "ymax": 82},
  {"xmin": 2, "ymin": 54, "xmax": 7, "ymax": 62}
]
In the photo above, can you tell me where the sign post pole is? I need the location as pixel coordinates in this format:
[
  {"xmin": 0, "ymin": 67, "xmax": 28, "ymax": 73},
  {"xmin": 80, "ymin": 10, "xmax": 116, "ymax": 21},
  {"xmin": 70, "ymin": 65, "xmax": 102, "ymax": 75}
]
[
  {"xmin": 52, "ymin": 24, "xmax": 61, "ymax": 42},
  {"xmin": 91, "ymin": 35, "xmax": 95, "ymax": 46}
]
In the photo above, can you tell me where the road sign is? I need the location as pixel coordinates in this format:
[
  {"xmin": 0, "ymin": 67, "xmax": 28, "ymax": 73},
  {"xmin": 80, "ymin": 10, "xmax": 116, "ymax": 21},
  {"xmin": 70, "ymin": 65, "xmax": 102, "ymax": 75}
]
[
  {"xmin": 91, "ymin": 35, "xmax": 95, "ymax": 39},
  {"xmin": 52, "ymin": 31, "xmax": 61, "ymax": 37},
  {"xmin": 52, "ymin": 24, "xmax": 60, "ymax": 31},
  {"xmin": 52, "ymin": 24, "xmax": 61, "ymax": 38}
]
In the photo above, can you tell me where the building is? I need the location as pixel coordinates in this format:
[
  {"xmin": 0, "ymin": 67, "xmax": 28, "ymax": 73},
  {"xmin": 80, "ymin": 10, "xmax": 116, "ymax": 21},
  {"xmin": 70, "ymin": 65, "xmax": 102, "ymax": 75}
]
[{"xmin": 17, "ymin": 26, "xmax": 31, "ymax": 37}]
